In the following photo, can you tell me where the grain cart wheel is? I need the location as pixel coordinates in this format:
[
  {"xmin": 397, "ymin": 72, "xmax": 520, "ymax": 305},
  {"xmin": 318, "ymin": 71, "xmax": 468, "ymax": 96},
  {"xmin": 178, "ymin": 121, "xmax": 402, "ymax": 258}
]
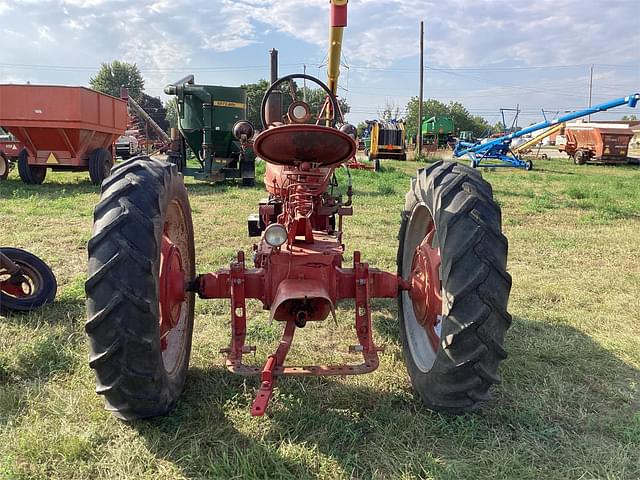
[
  {"xmin": 17, "ymin": 149, "xmax": 46, "ymax": 185},
  {"xmin": 398, "ymin": 161, "xmax": 512, "ymax": 412},
  {"xmin": 85, "ymin": 157, "xmax": 195, "ymax": 420},
  {"xmin": 574, "ymin": 149, "xmax": 587, "ymax": 165},
  {"xmin": 0, "ymin": 248, "xmax": 57, "ymax": 313},
  {"xmin": 0, "ymin": 153, "xmax": 9, "ymax": 180},
  {"xmin": 88, "ymin": 148, "xmax": 114, "ymax": 185}
]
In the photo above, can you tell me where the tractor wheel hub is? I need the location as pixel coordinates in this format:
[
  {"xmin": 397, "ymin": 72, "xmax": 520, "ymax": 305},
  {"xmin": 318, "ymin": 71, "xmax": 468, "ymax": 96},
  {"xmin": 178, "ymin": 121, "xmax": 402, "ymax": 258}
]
[
  {"xmin": 409, "ymin": 230, "xmax": 442, "ymax": 349},
  {"xmin": 159, "ymin": 234, "xmax": 186, "ymax": 349}
]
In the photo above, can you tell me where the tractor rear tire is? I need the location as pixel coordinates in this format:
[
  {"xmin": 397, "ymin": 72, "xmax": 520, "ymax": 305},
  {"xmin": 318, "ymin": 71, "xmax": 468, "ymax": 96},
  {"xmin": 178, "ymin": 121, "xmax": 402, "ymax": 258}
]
[
  {"xmin": 398, "ymin": 161, "xmax": 511, "ymax": 412},
  {"xmin": 88, "ymin": 148, "xmax": 114, "ymax": 185},
  {"xmin": 17, "ymin": 149, "xmax": 46, "ymax": 185},
  {"xmin": 0, "ymin": 247, "xmax": 57, "ymax": 313},
  {"xmin": 0, "ymin": 153, "xmax": 9, "ymax": 180},
  {"xmin": 85, "ymin": 157, "xmax": 195, "ymax": 420}
]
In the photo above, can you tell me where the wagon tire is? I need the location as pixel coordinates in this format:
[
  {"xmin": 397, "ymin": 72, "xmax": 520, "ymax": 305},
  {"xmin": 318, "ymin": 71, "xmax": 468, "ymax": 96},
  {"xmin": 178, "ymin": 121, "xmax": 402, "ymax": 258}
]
[
  {"xmin": 88, "ymin": 148, "xmax": 114, "ymax": 185},
  {"xmin": 0, "ymin": 247, "xmax": 57, "ymax": 313},
  {"xmin": 574, "ymin": 149, "xmax": 587, "ymax": 165},
  {"xmin": 398, "ymin": 161, "xmax": 512, "ymax": 412},
  {"xmin": 17, "ymin": 149, "xmax": 46, "ymax": 185},
  {"xmin": 86, "ymin": 157, "xmax": 195, "ymax": 420},
  {"xmin": 0, "ymin": 153, "xmax": 9, "ymax": 180}
]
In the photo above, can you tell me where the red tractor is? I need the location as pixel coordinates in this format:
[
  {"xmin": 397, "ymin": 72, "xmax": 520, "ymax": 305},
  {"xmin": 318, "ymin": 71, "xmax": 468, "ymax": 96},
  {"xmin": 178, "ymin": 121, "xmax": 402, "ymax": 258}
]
[{"xmin": 85, "ymin": 1, "xmax": 511, "ymax": 419}]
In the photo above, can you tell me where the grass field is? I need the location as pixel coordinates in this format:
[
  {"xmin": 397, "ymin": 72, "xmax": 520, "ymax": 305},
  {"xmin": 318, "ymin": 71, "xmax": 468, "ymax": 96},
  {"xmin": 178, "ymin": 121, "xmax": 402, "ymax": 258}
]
[{"xmin": 1, "ymin": 157, "xmax": 639, "ymax": 479}]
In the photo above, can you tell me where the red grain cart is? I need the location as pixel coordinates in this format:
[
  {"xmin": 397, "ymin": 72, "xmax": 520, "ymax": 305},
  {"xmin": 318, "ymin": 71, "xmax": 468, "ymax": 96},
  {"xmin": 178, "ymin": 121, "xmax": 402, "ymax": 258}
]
[
  {"xmin": 559, "ymin": 124, "xmax": 634, "ymax": 165},
  {"xmin": 0, "ymin": 85, "xmax": 128, "ymax": 184}
]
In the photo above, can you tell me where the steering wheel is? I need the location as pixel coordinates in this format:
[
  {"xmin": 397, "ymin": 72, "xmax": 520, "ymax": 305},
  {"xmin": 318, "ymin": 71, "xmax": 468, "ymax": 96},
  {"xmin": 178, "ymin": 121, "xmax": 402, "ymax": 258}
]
[{"xmin": 260, "ymin": 73, "xmax": 341, "ymax": 129}]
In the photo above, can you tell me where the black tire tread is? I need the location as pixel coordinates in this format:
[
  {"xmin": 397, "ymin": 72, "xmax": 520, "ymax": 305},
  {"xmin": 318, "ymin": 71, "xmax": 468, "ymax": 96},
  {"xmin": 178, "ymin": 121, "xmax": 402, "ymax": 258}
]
[
  {"xmin": 397, "ymin": 160, "xmax": 512, "ymax": 412},
  {"xmin": 88, "ymin": 148, "xmax": 114, "ymax": 186},
  {"xmin": 17, "ymin": 150, "xmax": 46, "ymax": 185},
  {"xmin": 85, "ymin": 156, "xmax": 194, "ymax": 420}
]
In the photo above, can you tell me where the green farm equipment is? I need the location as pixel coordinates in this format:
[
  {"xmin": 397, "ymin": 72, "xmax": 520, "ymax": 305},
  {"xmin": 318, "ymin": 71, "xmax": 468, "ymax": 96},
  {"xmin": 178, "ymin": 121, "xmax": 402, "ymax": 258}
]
[
  {"xmin": 165, "ymin": 75, "xmax": 256, "ymax": 186},
  {"xmin": 422, "ymin": 116, "xmax": 455, "ymax": 149}
]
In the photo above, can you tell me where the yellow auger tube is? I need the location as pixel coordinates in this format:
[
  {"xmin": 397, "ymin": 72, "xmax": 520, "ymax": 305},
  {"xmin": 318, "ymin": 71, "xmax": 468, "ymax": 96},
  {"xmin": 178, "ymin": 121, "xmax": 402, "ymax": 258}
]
[
  {"xmin": 326, "ymin": 0, "xmax": 348, "ymax": 124},
  {"xmin": 327, "ymin": 0, "xmax": 347, "ymax": 96}
]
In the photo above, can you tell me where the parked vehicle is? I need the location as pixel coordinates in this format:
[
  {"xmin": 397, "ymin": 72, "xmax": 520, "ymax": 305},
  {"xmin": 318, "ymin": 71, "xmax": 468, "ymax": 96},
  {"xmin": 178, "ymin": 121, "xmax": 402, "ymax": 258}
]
[
  {"xmin": 0, "ymin": 85, "xmax": 128, "ymax": 185},
  {"xmin": 557, "ymin": 123, "xmax": 634, "ymax": 164}
]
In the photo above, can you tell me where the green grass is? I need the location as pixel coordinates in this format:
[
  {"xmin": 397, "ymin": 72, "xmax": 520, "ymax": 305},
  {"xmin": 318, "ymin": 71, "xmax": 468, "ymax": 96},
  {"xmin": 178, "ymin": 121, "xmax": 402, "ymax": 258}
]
[{"xmin": 1, "ymin": 157, "xmax": 639, "ymax": 479}]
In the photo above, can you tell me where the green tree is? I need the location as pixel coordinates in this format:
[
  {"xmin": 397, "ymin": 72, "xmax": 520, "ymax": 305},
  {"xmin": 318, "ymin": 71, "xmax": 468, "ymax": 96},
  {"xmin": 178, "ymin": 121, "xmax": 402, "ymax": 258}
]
[
  {"xmin": 356, "ymin": 121, "xmax": 368, "ymax": 137},
  {"xmin": 90, "ymin": 61, "xmax": 145, "ymax": 101},
  {"xmin": 165, "ymin": 98, "xmax": 178, "ymax": 130},
  {"xmin": 493, "ymin": 121, "xmax": 506, "ymax": 134},
  {"xmin": 405, "ymin": 97, "xmax": 449, "ymax": 140},
  {"xmin": 297, "ymin": 86, "xmax": 350, "ymax": 119},
  {"xmin": 621, "ymin": 114, "xmax": 638, "ymax": 121},
  {"xmin": 241, "ymin": 79, "xmax": 271, "ymax": 128}
]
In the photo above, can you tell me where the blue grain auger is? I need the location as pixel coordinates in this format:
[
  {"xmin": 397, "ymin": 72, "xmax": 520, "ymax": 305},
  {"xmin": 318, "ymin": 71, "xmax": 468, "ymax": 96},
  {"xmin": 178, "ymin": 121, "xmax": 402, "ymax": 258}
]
[{"xmin": 453, "ymin": 93, "xmax": 640, "ymax": 170}]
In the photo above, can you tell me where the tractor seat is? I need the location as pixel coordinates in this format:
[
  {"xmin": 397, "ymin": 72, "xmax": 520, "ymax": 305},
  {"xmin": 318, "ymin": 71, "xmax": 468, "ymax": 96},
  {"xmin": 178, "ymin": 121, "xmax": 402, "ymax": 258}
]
[{"xmin": 253, "ymin": 124, "xmax": 357, "ymax": 167}]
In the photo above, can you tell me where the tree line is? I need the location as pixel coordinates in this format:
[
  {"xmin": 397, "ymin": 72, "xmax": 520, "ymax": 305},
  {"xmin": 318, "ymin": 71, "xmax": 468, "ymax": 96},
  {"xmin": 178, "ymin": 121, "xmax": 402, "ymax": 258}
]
[{"xmin": 88, "ymin": 60, "xmax": 513, "ymax": 140}]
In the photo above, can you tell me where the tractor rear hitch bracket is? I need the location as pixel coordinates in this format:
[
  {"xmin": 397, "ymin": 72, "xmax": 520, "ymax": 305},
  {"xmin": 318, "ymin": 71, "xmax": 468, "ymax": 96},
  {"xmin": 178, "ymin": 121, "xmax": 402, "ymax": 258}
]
[{"xmin": 203, "ymin": 250, "xmax": 399, "ymax": 416}]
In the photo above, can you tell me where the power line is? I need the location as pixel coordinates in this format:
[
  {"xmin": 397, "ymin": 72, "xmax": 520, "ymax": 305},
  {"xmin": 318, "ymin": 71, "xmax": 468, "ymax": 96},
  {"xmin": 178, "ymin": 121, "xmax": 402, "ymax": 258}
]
[{"xmin": 2, "ymin": 61, "xmax": 638, "ymax": 74}]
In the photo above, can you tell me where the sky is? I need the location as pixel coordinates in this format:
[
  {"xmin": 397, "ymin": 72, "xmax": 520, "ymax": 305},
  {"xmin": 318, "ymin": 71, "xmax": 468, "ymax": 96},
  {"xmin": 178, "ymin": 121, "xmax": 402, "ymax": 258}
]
[{"xmin": 0, "ymin": 0, "xmax": 638, "ymax": 127}]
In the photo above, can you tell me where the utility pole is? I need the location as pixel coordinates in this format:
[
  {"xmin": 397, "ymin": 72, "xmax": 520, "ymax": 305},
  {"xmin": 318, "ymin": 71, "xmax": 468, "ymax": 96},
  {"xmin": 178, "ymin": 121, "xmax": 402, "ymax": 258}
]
[
  {"xmin": 303, "ymin": 64, "xmax": 307, "ymax": 102},
  {"xmin": 417, "ymin": 20, "xmax": 424, "ymax": 157},
  {"xmin": 588, "ymin": 64, "xmax": 594, "ymax": 121}
]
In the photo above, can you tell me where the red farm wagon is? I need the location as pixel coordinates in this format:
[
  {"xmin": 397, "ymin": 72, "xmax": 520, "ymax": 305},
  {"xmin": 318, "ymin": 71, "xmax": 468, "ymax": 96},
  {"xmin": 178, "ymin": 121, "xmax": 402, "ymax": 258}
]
[{"xmin": 0, "ymin": 85, "xmax": 128, "ymax": 185}]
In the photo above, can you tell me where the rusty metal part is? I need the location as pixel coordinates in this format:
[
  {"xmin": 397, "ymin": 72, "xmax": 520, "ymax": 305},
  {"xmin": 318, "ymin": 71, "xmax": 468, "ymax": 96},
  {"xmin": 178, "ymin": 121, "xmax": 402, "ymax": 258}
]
[
  {"xmin": 0, "ymin": 251, "xmax": 30, "ymax": 298},
  {"xmin": 209, "ymin": 249, "xmax": 390, "ymax": 416},
  {"xmin": 159, "ymin": 232, "xmax": 186, "ymax": 350},
  {"xmin": 254, "ymin": 124, "xmax": 356, "ymax": 167},
  {"xmin": 409, "ymin": 220, "xmax": 442, "ymax": 350}
]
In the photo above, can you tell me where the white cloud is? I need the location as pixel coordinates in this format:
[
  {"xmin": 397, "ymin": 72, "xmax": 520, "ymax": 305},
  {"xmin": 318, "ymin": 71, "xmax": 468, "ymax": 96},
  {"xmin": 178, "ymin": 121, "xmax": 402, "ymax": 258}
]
[{"xmin": 0, "ymin": 0, "xmax": 637, "ymax": 123}]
